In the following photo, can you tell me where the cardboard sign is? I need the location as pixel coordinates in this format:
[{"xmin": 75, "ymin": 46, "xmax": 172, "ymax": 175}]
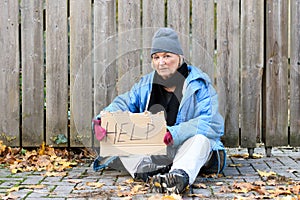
[{"xmin": 100, "ymin": 111, "xmax": 167, "ymax": 156}]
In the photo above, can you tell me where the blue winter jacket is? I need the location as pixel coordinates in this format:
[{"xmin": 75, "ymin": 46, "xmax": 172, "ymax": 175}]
[{"xmin": 100, "ymin": 65, "xmax": 225, "ymax": 152}]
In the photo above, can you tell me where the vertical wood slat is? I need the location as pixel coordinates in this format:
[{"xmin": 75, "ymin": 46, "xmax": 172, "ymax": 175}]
[
  {"xmin": 191, "ymin": 0, "xmax": 215, "ymax": 81},
  {"xmin": 21, "ymin": 0, "xmax": 44, "ymax": 146},
  {"xmin": 117, "ymin": 0, "xmax": 141, "ymax": 94},
  {"xmin": 94, "ymin": 0, "xmax": 116, "ymax": 116},
  {"xmin": 289, "ymin": 0, "xmax": 300, "ymax": 146},
  {"xmin": 70, "ymin": 0, "xmax": 92, "ymax": 147},
  {"xmin": 46, "ymin": 0, "xmax": 68, "ymax": 146},
  {"xmin": 240, "ymin": 0, "xmax": 264, "ymax": 148},
  {"xmin": 216, "ymin": 0, "xmax": 240, "ymax": 147},
  {"xmin": 93, "ymin": 0, "xmax": 116, "ymax": 149},
  {"xmin": 264, "ymin": 0, "xmax": 289, "ymax": 147},
  {"xmin": 167, "ymin": 0, "xmax": 190, "ymax": 60},
  {"xmin": 0, "ymin": 0, "xmax": 20, "ymax": 146},
  {"xmin": 142, "ymin": 0, "xmax": 165, "ymax": 75}
]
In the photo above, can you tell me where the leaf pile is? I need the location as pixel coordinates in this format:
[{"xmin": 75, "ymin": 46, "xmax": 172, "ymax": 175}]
[
  {"xmin": 0, "ymin": 140, "xmax": 93, "ymax": 173},
  {"xmin": 218, "ymin": 170, "xmax": 300, "ymax": 199}
]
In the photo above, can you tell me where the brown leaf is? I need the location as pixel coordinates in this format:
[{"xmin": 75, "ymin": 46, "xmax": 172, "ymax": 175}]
[
  {"xmin": 192, "ymin": 183, "xmax": 207, "ymax": 189},
  {"xmin": 219, "ymin": 185, "xmax": 232, "ymax": 193},
  {"xmin": 253, "ymin": 180, "xmax": 266, "ymax": 186},
  {"xmin": 86, "ymin": 182, "xmax": 105, "ymax": 188}
]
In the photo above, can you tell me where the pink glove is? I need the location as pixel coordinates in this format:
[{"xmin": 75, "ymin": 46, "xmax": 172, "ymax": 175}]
[
  {"xmin": 163, "ymin": 131, "xmax": 173, "ymax": 146},
  {"xmin": 92, "ymin": 119, "xmax": 107, "ymax": 141}
]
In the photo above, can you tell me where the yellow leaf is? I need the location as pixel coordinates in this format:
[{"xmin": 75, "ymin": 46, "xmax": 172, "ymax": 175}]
[
  {"xmin": 252, "ymin": 153, "xmax": 263, "ymax": 159},
  {"xmin": 161, "ymin": 195, "xmax": 176, "ymax": 200},
  {"xmin": 124, "ymin": 178, "xmax": 134, "ymax": 184},
  {"xmin": 25, "ymin": 185, "xmax": 46, "ymax": 189},
  {"xmin": 44, "ymin": 171, "xmax": 67, "ymax": 177},
  {"xmin": 86, "ymin": 182, "xmax": 105, "ymax": 188},
  {"xmin": 38, "ymin": 142, "xmax": 46, "ymax": 155},
  {"xmin": 131, "ymin": 184, "xmax": 143, "ymax": 193},
  {"xmin": 162, "ymin": 194, "xmax": 182, "ymax": 200},
  {"xmin": 229, "ymin": 163, "xmax": 243, "ymax": 167},
  {"xmin": 154, "ymin": 181, "xmax": 162, "ymax": 188},
  {"xmin": 257, "ymin": 170, "xmax": 276, "ymax": 177},
  {"xmin": 7, "ymin": 186, "xmax": 19, "ymax": 193}
]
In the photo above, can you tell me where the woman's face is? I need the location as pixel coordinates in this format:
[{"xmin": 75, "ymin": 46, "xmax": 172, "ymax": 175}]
[{"xmin": 152, "ymin": 52, "xmax": 180, "ymax": 80}]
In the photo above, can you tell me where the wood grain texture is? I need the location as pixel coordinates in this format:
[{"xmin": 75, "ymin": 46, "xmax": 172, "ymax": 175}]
[
  {"xmin": 0, "ymin": 0, "xmax": 20, "ymax": 146},
  {"xmin": 45, "ymin": 0, "xmax": 68, "ymax": 146}
]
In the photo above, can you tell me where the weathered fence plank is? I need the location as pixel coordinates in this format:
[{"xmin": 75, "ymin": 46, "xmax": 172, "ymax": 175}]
[
  {"xmin": 289, "ymin": 0, "xmax": 300, "ymax": 146},
  {"xmin": 21, "ymin": 0, "xmax": 44, "ymax": 147},
  {"xmin": 117, "ymin": 0, "xmax": 141, "ymax": 94},
  {"xmin": 263, "ymin": 0, "xmax": 289, "ymax": 148},
  {"xmin": 142, "ymin": 0, "xmax": 165, "ymax": 75},
  {"xmin": 0, "ymin": 0, "xmax": 20, "ymax": 146},
  {"xmin": 93, "ymin": 0, "xmax": 117, "ymax": 116},
  {"xmin": 93, "ymin": 0, "xmax": 116, "ymax": 149},
  {"xmin": 216, "ymin": 0, "xmax": 240, "ymax": 147},
  {"xmin": 45, "ymin": 0, "xmax": 68, "ymax": 146},
  {"xmin": 191, "ymin": 0, "xmax": 215, "ymax": 81},
  {"xmin": 70, "ymin": 0, "xmax": 93, "ymax": 147},
  {"xmin": 240, "ymin": 0, "xmax": 264, "ymax": 150},
  {"xmin": 167, "ymin": 0, "xmax": 190, "ymax": 60}
]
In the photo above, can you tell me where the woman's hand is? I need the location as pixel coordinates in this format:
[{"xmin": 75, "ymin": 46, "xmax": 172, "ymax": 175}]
[
  {"xmin": 92, "ymin": 118, "xmax": 107, "ymax": 141},
  {"xmin": 163, "ymin": 131, "xmax": 173, "ymax": 145}
]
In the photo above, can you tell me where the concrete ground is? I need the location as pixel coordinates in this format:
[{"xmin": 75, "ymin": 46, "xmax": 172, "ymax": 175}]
[{"xmin": 0, "ymin": 146, "xmax": 299, "ymax": 199}]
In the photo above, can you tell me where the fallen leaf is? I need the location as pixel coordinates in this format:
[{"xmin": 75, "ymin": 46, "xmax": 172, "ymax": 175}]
[
  {"xmin": 6, "ymin": 186, "xmax": 19, "ymax": 193},
  {"xmin": 161, "ymin": 194, "xmax": 182, "ymax": 200},
  {"xmin": 216, "ymin": 182, "xmax": 224, "ymax": 186},
  {"xmin": 64, "ymin": 179, "xmax": 82, "ymax": 184},
  {"xmin": 25, "ymin": 185, "xmax": 46, "ymax": 189},
  {"xmin": 229, "ymin": 163, "xmax": 243, "ymax": 167},
  {"xmin": 86, "ymin": 182, "xmax": 105, "ymax": 188},
  {"xmin": 188, "ymin": 193, "xmax": 207, "ymax": 198},
  {"xmin": 131, "ymin": 184, "xmax": 143, "ymax": 193},
  {"xmin": 44, "ymin": 171, "xmax": 67, "ymax": 177},
  {"xmin": 253, "ymin": 180, "xmax": 266, "ymax": 186},
  {"xmin": 192, "ymin": 183, "xmax": 207, "ymax": 189},
  {"xmin": 2, "ymin": 193, "xmax": 19, "ymax": 200},
  {"xmin": 257, "ymin": 170, "xmax": 277, "ymax": 177},
  {"xmin": 219, "ymin": 185, "xmax": 232, "ymax": 193}
]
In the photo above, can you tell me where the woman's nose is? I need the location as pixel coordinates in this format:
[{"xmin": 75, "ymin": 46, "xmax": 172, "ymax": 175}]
[{"xmin": 158, "ymin": 57, "xmax": 166, "ymax": 65}]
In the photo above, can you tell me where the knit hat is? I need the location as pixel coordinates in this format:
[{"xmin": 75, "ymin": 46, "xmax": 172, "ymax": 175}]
[{"xmin": 151, "ymin": 28, "xmax": 183, "ymax": 56}]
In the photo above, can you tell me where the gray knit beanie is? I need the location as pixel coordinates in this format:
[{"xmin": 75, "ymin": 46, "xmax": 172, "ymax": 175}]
[{"xmin": 150, "ymin": 27, "xmax": 183, "ymax": 56}]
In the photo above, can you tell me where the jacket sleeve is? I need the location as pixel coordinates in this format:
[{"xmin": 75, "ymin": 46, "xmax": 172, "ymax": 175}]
[
  {"xmin": 167, "ymin": 81, "xmax": 224, "ymax": 147},
  {"xmin": 97, "ymin": 75, "xmax": 152, "ymax": 117},
  {"xmin": 103, "ymin": 86, "xmax": 140, "ymax": 113}
]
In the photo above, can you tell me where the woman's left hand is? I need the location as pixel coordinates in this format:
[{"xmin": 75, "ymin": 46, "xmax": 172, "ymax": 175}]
[{"xmin": 163, "ymin": 131, "xmax": 173, "ymax": 145}]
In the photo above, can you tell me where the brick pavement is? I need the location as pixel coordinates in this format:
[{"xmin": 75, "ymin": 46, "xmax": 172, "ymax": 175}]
[{"xmin": 0, "ymin": 146, "xmax": 299, "ymax": 199}]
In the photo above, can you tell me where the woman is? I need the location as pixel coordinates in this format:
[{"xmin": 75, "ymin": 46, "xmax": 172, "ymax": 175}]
[{"xmin": 93, "ymin": 27, "xmax": 226, "ymax": 194}]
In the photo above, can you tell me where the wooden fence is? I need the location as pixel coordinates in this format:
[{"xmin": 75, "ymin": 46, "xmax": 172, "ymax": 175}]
[{"xmin": 0, "ymin": 0, "xmax": 299, "ymax": 153}]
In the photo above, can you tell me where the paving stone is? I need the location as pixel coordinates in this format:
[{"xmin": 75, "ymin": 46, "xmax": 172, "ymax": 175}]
[
  {"xmin": 10, "ymin": 188, "xmax": 32, "ymax": 199},
  {"xmin": 192, "ymin": 188, "xmax": 212, "ymax": 197},
  {"xmin": 43, "ymin": 176, "xmax": 63, "ymax": 183},
  {"xmin": 22, "ymin": 176, "xmax": 45, "ymax": 185}
]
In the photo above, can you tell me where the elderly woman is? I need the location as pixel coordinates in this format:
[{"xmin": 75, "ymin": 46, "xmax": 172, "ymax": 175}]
[{"xmin": 93, "ymin": 27, "xmax": 226, "ymax": 194}]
